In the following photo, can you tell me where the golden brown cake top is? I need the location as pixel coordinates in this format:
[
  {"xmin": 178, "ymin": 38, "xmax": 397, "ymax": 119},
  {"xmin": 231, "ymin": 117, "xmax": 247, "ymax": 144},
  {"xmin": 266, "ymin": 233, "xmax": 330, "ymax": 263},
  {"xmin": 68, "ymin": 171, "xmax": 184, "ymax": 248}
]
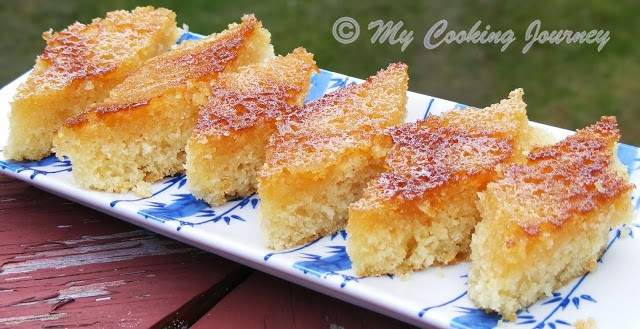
[
  {"xmin": 64, "ymin": 100, "xmax": 151, "ymax": 126},
  {"xmin": 197, "ymin": 87, "xmax": 298, "ymax": 135},
  {"xmin": 261, "ymin": 63, "xmax": 408, "ymax": 176},
  {"xmin": 65, "ymin": 14, "xmax": 266, "ymax": 128},
  {"xmin": 356, "ymin": 89, "xmax": 529, "ymax": 203},
  {"xmin": 283, "ymin": 63, "xmax": 407, "ymax": 131},
  {"xmin": 374, "ymin": 117, "xmax": 514, "ymax": 200},
  {"xmin": 497, "ymin": 116, "xmax": 632, "ymax": 235},
  {"xmin": 107, "ymin": 14, "xmax": 262, "ymax": 103},
  {"xmin": 20, "ymin": 6, "xmax": 177, "ymax": 95},
  {"xmin": 439, "ymin": 88, "xmax": 528, "ymax": 137},
  {"xmin": 194, "ymin": 48, "xmax": 317, "ymax": 137}
]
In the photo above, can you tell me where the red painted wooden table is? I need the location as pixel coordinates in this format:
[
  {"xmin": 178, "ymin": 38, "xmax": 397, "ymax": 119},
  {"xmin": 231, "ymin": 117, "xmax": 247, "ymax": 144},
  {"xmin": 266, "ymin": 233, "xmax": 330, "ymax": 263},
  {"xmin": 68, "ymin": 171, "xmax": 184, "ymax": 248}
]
[{"xmin": 0, "ymin": 174, "xmax": 419, "ymax": 328}]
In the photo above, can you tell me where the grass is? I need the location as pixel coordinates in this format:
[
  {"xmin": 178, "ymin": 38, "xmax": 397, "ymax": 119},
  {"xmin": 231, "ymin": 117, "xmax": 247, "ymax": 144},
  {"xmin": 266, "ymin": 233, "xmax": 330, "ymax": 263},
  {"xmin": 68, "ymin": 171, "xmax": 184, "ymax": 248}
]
[{"xmin": 0, "ymin": 0, "xmax": 637, "ymax": 144}]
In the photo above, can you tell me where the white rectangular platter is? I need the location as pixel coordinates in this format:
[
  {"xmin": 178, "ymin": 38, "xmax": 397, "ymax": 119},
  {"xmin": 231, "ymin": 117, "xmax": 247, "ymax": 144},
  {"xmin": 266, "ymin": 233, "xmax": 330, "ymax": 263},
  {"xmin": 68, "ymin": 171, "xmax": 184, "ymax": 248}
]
[{"xmin": 1, "ymin": 31, "xmax": 639, "ymax": 329}]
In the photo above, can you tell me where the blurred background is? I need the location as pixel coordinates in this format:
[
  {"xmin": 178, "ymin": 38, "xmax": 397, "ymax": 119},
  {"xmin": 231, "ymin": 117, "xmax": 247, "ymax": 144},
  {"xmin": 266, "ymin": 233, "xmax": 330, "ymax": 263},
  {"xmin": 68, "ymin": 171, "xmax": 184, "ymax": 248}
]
[{"xmin": 1, "ymin": 0, "xmax": 638, "ymax": 144}]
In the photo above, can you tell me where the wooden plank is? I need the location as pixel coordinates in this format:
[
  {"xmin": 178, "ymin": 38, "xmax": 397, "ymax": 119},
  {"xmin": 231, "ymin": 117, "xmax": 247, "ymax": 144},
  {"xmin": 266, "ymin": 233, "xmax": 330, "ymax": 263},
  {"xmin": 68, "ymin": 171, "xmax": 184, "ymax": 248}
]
[
  {"xmin": 0, "ymin": 174, "xmax": 248, "ymax": 328},
  {"xmin": 192, "ymin": 272, "xmax": 422, "ymax": 329}
]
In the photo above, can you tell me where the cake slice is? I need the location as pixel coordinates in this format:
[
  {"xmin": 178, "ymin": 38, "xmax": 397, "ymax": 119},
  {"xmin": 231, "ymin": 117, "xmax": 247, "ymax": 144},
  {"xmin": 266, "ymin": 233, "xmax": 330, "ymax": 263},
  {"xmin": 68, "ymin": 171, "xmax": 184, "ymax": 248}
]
[
  {"xmin": 5, "ymin": 6, "xmax": 179, "ymax": 160},
  {"xmin": 258, "ymin": 63, "xmax": 408, "ymax": 250},
  {"xmin": 185, "ymin": 48, "xmax": 317, "ymax": 206},
  {"xmin": 346, "ymin": 89, "xmax": 539, "ymax": 276},
  {"xmin": 469, "ymin": 117, "xmax": 633, "ymax": 320},
  {"xmin": 53, "ymin": 15, "xmax": 273, "ymax": 194}
]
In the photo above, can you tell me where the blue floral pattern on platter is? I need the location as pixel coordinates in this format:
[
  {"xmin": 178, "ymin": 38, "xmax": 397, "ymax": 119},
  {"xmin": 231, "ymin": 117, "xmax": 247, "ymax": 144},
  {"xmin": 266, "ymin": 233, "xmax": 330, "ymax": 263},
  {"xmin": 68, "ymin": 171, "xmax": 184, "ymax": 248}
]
[
  {"xmin": 284, "ymin": 231, "xmax": 369, "ymax": 288},
  {"xmin": 175, "ymin": 30, "xmax": 202, "ymax": 44},
  {"xmin": 138, "ymin": 192, "xmax": 258, "ymax": 230},
  {"xmin": 417, "ymin": 226, "xmax": 633, "ymax": 329},
  {"xmin": 0, "ymin": 155, "xmax": 71, "ymax": 179},
  {"xmin": 1, "ymin": 30, "xmax": 639, "ymax": 329}
]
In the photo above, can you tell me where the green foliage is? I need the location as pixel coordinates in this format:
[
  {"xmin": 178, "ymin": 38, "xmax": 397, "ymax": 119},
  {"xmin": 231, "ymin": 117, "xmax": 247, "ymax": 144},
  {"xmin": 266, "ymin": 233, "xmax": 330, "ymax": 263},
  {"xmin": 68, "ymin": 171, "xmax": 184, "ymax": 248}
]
[{"xmin": 1, "ymin": 0, "xmax": 637, "ymax": 143}]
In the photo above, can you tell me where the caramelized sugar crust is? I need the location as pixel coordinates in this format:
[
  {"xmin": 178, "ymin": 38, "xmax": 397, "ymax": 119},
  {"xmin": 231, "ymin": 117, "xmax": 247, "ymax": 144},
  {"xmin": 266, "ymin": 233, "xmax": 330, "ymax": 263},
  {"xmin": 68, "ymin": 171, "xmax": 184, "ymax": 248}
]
[
  {"xmin": 373, "ymin": 117, "xmax": 514, "ymax": 200},
  {"xmin": 39, "ymin": 23, "xmax": 115, "ymax": 87},
  {"xmin": 195, "ymin": 86, "xmax": 298, "ymax": 135},
  {"xmin": 193, "ymin": 48, "xmax": 317, "ymax": 137},
  {"xmin": 262, "ymin": 63, "xmax": 408, "ymax": 175},
  {"xmin": 468, "ymin": 116, "xmax": 633, "ymax": 320},
  {"xmin": 65, "ymin": 14, "xmax": 261, "ymax": 128},
  {"xmin": 107, "ymin": 14, "xmax": 260, "ymax": 102},
  {"xmin": 23, "ymin": 7, "xmax": 176, "ymax": 95},
  {"xmin": 65, "ymin": 101, "xmax": 151, "ymax": 126},
  {"xmin": 499, "ymin": 116, "xmax": 632, "ymax": 234}
]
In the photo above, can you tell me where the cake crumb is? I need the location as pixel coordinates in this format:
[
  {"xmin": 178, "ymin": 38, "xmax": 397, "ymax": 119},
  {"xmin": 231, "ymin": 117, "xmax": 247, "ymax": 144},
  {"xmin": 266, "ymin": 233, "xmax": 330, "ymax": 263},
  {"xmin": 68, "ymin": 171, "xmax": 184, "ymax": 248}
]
[
  {"xmin": 574, "ymin": 317, "xmax": 597, "ymax": 329},
  {"xmin": 133, "ymin": 182, "xmax": 152, "ymax": 197},
  {"xmin": 468, "ymin": 117, "xmax": 632, "ymax": 320}
]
